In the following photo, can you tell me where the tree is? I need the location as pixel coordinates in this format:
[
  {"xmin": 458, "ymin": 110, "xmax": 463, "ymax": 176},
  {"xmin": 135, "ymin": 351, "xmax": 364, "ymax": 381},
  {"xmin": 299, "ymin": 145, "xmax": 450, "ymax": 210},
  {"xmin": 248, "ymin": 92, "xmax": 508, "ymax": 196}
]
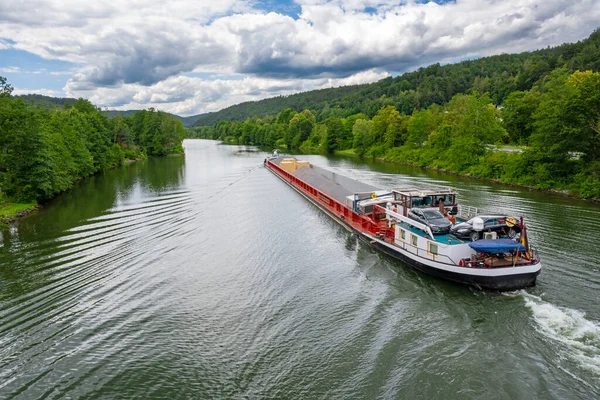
[
  {"xmin": 352, "ymin": 119, "xmax": 373, "ymax": 156},
  {"xmin": 0, "ymin": 76, "xmax": 13, "ymax": 97},
  {"xmin": 110, "ymin": 116, "xmax": 134, "ymax": 147},
  {"xmin": 407, "ymin": 108, "xmax": 435, "ymax": 148},
  {"xmin": 325, "ymin": 118, "xmax": 344, "ymax": 154},
  {"xmin": 343, "ymin": 113, "xmax": 368, "ymax": 150},
  {"xmin": 0, "ymin": 98, "xmax": 54, "ymax": 200},
  {"xmin": 436, "ymin": 93, "xmax": 506, "ymax": 172},
  {"xmin": 501, "ymin": 90, "xmax": 540, "ymax": 144},
  {"xmin": 516, "ymin": 58, "xmax": 550, "ymax": 91},
  {"xmin": 286, "ymin": 110, "xmax": 315, "ymax": 148},
  {"xmin": 276, "ymin": 108, "xmax": 297, "ymax": 125},
  {"xmin": 371, "ymin": 106, "xmax": 405, "ymax": 149}
]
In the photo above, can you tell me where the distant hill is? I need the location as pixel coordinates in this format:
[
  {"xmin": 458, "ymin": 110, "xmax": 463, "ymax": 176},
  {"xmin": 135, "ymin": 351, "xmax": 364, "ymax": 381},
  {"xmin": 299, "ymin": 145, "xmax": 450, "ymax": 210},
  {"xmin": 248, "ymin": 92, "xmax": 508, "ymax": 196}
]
[
  {"xmin": 177, "ymin": 114, "xmax": 207, "ymax": 127},
  {"xmin": 104, "ymin": 110, "xmax": 205, "ymax": 127},
  {"xmin": 17, "ymin": 95, "xmax": 205, "ymax": 127},
  {"xmin": 18, "ymin": 94, "xmax": 78, "ymax": 110},
  {"xmin": 192, "ymin": 28, "xmax": 600, "ymax": 126},
  {"xmin": 192, "ymin": 85, "xmax": 368, "ymax": 126}
]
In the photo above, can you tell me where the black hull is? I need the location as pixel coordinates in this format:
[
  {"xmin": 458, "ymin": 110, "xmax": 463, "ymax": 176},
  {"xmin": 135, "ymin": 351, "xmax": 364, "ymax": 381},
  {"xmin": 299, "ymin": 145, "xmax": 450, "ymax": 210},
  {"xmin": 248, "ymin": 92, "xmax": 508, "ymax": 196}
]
[{"xmin": 364, "ymin": 236, "xmax": 539, "ymax": 291}]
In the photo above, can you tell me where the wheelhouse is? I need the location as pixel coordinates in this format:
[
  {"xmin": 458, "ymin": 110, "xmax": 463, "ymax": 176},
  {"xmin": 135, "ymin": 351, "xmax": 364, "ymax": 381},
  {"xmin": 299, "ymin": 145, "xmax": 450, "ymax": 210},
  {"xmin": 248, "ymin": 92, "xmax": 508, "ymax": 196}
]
[{"xmin": 391, "ymin": 187, "xmax": 457, "ymax": 217}]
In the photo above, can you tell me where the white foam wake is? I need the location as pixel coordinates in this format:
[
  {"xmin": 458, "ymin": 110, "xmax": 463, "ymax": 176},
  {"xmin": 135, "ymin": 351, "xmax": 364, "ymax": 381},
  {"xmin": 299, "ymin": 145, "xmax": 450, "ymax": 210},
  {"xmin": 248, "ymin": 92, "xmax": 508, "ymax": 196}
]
[{"xmin": 523, "ymin": 293, "xmax": 600, "ymax": 376}]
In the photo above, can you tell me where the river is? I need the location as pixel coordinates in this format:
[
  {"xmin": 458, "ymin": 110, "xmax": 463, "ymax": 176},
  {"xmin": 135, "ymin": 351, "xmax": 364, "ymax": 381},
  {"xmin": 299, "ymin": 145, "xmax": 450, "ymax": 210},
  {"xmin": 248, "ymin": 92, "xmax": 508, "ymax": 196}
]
[{"xmin": 1, "ymin": 139, "xmax": 599, "ymax": 399}]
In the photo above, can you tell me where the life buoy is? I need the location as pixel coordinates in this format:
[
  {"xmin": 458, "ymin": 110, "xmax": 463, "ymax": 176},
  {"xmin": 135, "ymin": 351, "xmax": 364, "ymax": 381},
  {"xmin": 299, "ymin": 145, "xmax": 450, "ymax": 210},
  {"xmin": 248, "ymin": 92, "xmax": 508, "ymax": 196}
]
[{"xmin": 371, "ymin": 193, "xmax": 377, "ymax": 199}]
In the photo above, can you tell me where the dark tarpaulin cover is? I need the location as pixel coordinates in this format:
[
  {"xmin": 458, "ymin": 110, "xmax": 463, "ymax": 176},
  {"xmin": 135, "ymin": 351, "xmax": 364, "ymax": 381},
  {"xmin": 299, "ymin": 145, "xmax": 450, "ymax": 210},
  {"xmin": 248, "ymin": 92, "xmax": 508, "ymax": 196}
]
[{"xmin": 469, "ymin": 239, "xmax": 526, "ymax": 253}]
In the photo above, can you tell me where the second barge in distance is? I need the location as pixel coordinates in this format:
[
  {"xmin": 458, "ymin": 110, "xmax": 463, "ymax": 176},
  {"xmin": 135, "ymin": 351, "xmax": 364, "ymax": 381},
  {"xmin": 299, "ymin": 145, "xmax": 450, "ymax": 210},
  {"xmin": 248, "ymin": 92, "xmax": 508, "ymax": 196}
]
[{"xmin": 264, "ymin": 155, "xmax": 541, "ymax": 291}]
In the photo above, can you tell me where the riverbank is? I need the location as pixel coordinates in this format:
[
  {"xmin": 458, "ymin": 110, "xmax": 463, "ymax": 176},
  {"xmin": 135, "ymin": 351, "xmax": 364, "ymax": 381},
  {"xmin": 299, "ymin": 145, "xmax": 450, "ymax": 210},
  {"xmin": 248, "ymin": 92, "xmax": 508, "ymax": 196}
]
[
  {"xmin": 0, "ymin": 201, "xmax": 38, "ymax": 226},
  {"xmin": 331, "ymin": 148, "xmax": 600, "ymax": 203},
  {"xmin": 0, "ymin": 153, "xmax": 185, "ymax": 226}
]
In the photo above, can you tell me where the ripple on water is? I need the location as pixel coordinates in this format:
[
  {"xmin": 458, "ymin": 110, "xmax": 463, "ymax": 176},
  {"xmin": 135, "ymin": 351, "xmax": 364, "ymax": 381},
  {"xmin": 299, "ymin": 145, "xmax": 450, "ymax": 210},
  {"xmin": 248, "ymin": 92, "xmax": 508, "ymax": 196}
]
[{"xmin": 2, "ymin": 142, "xmax": 600, "ymax": 398}]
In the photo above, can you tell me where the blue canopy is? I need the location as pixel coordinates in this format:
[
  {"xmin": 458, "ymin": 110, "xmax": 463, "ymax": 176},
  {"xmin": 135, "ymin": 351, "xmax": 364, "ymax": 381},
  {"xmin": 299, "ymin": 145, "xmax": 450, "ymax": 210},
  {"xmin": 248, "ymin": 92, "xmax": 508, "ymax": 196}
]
[{"xmin": 469, "ymin": 239, "xmax": 526, "ymax": 253}]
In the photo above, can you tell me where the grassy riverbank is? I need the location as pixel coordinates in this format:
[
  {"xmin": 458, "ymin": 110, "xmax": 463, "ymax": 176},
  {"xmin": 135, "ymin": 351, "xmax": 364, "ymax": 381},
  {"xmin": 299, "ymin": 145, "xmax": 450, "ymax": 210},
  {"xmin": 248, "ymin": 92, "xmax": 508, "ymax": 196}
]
[
  {"xmin": 330, "ymin": 148, "xmax": 600, "ymax": 201},
  {"xmin": 0, "ymin": 201, "xmax": 38, "ymax": 225}
]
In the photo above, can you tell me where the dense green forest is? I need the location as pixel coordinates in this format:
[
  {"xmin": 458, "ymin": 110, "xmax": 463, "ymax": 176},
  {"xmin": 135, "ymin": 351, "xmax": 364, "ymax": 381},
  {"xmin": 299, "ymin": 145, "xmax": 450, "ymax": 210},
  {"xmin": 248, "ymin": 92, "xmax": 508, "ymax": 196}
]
[
  {"xmin": 1, "ymin": 77, "xmax": 185, "ymax": 205},
  {"xmin": 188, "ymin": 30, "xmax": 600, "ymax": 199},
  {"xmin": 18, "ymin": 94, "xmax": 78, "ymax": 110}
]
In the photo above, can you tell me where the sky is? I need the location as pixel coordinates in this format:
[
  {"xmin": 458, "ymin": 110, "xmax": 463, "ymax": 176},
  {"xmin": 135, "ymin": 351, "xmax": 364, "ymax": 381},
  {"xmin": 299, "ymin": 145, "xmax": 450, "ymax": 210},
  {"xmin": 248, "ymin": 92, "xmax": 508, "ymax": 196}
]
[{"xmin": 0, "ymin": 0, "xmax": 598, "ymax": 116}]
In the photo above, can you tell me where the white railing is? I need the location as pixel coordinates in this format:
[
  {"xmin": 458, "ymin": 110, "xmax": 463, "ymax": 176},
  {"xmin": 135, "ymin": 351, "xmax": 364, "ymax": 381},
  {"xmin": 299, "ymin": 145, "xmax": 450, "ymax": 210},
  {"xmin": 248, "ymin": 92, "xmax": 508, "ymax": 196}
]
[
  {"xmin": 457, "ymin": 205, "xmax": 478, "ymax": 220},
  {"xmin": 384, "ymin": 209, "xmax": 435, "ymax": 239}
]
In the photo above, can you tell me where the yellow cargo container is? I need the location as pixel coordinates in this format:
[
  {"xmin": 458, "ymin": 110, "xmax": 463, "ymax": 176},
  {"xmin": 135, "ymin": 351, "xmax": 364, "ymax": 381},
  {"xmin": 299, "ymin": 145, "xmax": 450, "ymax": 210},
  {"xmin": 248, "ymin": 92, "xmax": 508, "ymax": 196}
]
[
  {"xmin": 296, "ymin": 161, "xmax": 311, "ymax": 169},
  {"xmin": 280, "ymin": 158, "xmax": 311, "ymax": 173},
  {"xmin": 280, "ymin": 159, "xmax": 296, "ymax": 173}
]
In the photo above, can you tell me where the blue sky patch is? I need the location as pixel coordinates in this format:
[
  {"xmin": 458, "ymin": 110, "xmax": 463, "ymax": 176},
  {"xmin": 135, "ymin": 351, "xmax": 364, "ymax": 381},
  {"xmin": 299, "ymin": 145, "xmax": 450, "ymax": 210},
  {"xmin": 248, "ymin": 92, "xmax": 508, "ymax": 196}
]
[
  {"xmin": 256, "ymin": 0, "xmax": 302, "ymax": 19},
  {"xmin": 0, "ymin": 48, "xmax": 77, "ymax": 92}
]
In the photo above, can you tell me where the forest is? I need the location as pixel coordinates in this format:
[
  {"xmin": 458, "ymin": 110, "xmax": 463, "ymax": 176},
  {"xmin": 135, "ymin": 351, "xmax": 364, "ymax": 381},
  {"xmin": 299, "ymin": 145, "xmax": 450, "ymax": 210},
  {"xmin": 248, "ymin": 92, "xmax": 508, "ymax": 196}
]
[
  {"xmin": 187, "ymin": 30, "xmax": 600, "ymax": 199},
  {"xmin": 0, "ymin": 77, "xmax": 185, "ymax": 207}
]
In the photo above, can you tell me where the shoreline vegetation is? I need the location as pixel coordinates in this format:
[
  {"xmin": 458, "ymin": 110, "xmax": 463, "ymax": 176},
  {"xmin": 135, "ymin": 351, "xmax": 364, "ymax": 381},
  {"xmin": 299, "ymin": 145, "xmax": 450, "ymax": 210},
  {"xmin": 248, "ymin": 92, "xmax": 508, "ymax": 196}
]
[
  {"xmin": 187, "ymin": 30, "xmax": 600, "ymax": 201},
  {"xmin": 0, "ymin": 76, "xmax": 185, "ymax": 226},
  {"xmin": 0, "ymin": 202, "xmax": 38, "ymax": 227},
  {"xmin": 333, "ymin": 148, "xmax": 598, "ymax": 202}
]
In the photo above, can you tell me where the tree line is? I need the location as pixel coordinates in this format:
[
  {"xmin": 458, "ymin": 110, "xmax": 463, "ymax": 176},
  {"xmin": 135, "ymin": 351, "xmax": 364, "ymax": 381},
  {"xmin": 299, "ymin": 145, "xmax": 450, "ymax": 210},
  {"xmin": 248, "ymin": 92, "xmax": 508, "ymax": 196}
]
[
  {"xmin": 0, "ymin": 77, "xmax": 185, "ymax": 203},
  {"xmin": 188, "ymin": 68, "xmax": 600, "ymax": 199}
]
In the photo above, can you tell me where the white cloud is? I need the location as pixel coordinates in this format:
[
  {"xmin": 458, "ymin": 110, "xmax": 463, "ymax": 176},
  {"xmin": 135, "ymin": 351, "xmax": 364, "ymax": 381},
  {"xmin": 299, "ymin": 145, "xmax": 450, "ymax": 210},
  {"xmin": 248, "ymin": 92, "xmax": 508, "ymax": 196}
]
[
  {"xmin": 0, "ymin": 66, "xmax": 21, "ymax": 73},
  {"xmin": 12, "ymin": 88, "xmax": 64, "ymax": 97},
  {"xmin": 1, "ymin": 0, "xmax": 599, "ymax": 115},
  {"xmin": 65, "ymin": 69, "xmax": 389, "ymax": 116}
]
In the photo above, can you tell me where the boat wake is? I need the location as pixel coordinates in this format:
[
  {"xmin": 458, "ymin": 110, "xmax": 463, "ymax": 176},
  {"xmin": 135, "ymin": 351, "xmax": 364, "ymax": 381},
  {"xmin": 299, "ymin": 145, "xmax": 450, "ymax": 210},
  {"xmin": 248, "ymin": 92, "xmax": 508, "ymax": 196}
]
[{"xmin": 522, "ymin": 293, "xmax": 600, "ymax": 376}]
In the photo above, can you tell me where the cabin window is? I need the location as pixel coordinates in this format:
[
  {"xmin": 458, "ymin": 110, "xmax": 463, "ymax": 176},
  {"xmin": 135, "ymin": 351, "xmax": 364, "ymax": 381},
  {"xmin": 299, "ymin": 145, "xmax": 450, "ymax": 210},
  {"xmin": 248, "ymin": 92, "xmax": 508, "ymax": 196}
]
[
  {"xmin": 400, "ymin": 229, "xmax": 406, "ymax": 241},
  {"xmin": 428, "ymin": 242, "xmax": 438, "ymax": 255},
  {"xmin": 411, "ymin": 234, "xmax": 418, "ymax": 247}
]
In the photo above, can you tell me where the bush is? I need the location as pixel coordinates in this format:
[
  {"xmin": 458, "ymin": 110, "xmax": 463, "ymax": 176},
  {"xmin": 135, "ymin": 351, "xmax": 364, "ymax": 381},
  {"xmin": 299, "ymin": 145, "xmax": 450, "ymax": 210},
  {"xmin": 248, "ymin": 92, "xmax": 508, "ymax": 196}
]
[
  {"xmin": 124, "ymin": 149, "xmax": 138, "ymax": 160},
  {"xmin": 579, "ymin": 177, "xmax": 600, "ymax": 198}
]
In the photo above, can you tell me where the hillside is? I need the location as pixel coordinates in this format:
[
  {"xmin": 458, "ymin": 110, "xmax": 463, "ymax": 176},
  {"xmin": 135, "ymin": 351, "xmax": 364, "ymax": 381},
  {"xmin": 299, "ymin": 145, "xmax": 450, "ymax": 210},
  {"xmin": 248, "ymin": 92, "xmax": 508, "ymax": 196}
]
[
  {"xmin": 105, "ymin": 110, "xmax": 205, "ymax": 127},
  {"xmin": 18, "ymin": 94, "xmax": 77, "ymax": 109},
  {"xmin": 192, "ymin": 29, "xmax": 600, "ymax": 127},
  {"xmin": 192, "ymin": 85, "xmax": 368, "ymax": 126},
  {"xmin": 17, "ymin": 95, "xmax": 204, "ymax": 127}
]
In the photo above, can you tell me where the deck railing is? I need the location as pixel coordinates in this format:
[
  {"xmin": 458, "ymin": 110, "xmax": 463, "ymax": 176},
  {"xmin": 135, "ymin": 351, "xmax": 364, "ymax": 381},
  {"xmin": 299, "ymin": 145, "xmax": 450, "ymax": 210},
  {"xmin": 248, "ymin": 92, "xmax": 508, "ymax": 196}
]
[{"xmin": 457, "ymin": 205, "xmax": 478, "ymax": 220}]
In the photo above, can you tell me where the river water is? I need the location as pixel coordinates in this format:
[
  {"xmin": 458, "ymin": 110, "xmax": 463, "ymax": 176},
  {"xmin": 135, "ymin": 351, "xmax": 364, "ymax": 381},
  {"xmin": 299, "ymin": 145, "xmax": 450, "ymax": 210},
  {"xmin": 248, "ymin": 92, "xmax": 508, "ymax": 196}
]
[{"xmin": 1, "ymin": 139, "xmax": 599, "ymax": 399}]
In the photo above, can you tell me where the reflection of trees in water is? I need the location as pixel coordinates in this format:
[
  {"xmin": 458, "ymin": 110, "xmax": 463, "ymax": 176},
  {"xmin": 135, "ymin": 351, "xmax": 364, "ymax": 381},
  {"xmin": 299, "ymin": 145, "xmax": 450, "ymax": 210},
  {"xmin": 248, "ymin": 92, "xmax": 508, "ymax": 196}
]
[
  {"xmin": 5, "ymin": 156, "xmax": 185, "ymax": 241},
  {"xmin": 0, "ymin": 156, "xmax": 185, "ymax": 301},
  {"xmin": 137, "ymin": 156, "xmax": 185, "ymax": 193}
]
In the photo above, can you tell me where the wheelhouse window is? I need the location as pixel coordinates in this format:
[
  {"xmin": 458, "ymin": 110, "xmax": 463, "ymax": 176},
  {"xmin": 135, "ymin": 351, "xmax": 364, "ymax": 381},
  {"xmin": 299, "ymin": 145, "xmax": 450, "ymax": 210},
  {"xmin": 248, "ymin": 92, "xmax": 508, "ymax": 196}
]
[{"xmin": 428, "ymin": 242, "xmax": 438, "ymax": 255}]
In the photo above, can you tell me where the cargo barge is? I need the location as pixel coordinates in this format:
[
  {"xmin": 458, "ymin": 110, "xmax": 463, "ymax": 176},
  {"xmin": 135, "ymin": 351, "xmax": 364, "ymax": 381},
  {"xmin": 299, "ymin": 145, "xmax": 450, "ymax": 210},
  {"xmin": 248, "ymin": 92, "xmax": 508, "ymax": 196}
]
[{"xmin": 264, "ymin": 155, "xmax": 541, "ymax": 291}]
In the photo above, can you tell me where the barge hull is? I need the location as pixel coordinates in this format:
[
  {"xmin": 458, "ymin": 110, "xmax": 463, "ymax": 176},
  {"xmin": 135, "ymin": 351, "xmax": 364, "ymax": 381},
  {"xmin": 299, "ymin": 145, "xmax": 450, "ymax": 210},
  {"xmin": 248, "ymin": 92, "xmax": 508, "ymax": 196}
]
[
  {"xmin": 265, "ymin": 157, "xmax": 541, "ymax": 291},
  {"xmin": 366, "ymin": 237, "xmax": 539, "ymax": 290}
]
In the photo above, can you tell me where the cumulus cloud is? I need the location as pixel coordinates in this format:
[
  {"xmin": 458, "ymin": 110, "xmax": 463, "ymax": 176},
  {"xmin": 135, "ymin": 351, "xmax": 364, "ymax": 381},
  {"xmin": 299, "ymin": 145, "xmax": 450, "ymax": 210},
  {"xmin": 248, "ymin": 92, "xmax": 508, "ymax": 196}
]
[
  {"xmin": 2, "ymin": 0, "xmax": 599, "ymax": 115},
  {"xmin": 66, "ymin": 69, "xmax": 389, "ymax": 115}
]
